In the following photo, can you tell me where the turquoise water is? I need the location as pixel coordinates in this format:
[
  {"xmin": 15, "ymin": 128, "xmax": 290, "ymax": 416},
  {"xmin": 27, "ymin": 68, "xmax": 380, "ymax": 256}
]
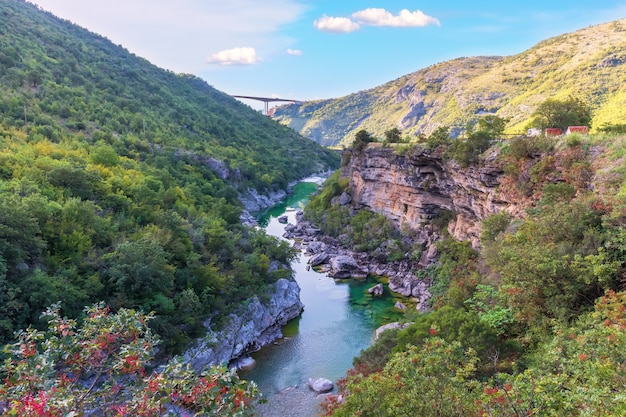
[{"xmin": 241, "ymin": 178, "xmax": 404, "ymax": 417}]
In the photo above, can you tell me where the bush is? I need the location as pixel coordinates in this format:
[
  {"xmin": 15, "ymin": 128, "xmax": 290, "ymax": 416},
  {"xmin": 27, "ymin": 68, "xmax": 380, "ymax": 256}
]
[{"xmin": 0, "ymin": 303, "xmax": 260, "ymax": 416}]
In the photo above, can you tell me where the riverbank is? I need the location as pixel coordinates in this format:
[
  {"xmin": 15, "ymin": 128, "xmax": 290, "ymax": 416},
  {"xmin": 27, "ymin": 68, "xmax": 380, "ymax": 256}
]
[
  {"xmin": 240, "ymin": 180, "xmax": 406, "ymax": 417},
  {"xmin": 285, "ymin": 212, "xmax": 432, "ymax": 311}
]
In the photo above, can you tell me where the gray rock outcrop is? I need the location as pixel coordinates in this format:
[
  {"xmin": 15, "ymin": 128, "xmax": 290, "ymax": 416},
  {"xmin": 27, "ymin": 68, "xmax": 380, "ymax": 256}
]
[
  {"xmin": 329, "ymin": 255, "xmax": 359, "ymax": 278},
  {"xmin": 184, "ymin": 278, "xmax": 304, "ymax": 372}
]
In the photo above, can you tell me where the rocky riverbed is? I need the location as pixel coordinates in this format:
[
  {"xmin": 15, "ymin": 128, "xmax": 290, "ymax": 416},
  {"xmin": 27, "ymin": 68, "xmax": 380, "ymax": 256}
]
[{"xmin": 284, "ymin": 211, "xmax": 432, "ymax": 311}]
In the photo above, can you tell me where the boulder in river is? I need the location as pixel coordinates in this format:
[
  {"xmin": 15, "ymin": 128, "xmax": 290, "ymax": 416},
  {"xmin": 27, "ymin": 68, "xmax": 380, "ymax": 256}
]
[
  {"xmin": 306, "ymin": 240, "xmax": 327, "ymax": 254},
  {"xmin": 328, "ymin": 255, "xmax": 358, "ymax": 279},
  {"xmin": 308, "ymin": 377, "xmax": 334, "ymax": 393},
  {"xmin": 368, "ymin": 283, "xmax": 384, "ymax": 296},
  {"xmin": 308, "ymin": 252, "xmax": 329, "ymax": 267},
  {"xmin": 394, "ymin": 301, "xmax": 407, "ymax": 310},
  {"xmin": 278, "ymin": 215, "xmax": 288, "ymax": 224}
]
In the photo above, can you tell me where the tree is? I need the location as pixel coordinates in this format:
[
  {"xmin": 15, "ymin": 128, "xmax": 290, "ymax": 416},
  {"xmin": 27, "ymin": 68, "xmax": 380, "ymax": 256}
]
[
  {"xmin": 0, "ymin": 303, "xmax": 260, "ymax": 416},
  {"xmin": 476, "ymin": 115, "xmax": 508, "ymax": 138},
  {"xmin": 383, "ymin": 127, "xmax": 403, "ymax": 144},
  {"xmin": 351, "ymin": 129, "xmax": 375, "ymax": 153},
  {"xmin": 532, "ymin": 96, "xmax": 592, "ymax": 130}
]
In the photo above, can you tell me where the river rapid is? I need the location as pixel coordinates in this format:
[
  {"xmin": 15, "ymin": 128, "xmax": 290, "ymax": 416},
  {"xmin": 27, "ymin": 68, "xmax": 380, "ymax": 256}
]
[{"xmin": 240, "ymin": 178, "xmax": 404, "ymax": 417}]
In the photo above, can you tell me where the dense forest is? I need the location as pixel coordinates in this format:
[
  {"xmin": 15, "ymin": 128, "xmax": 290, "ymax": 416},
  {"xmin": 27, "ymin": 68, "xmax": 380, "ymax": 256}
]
[
  {"xmin": 309, "ymin": 121, "xmax": 626, "ymax": 415},
  {"xmin": 0, "ymin": 0, "xmax": 339, "ymax": 353}
]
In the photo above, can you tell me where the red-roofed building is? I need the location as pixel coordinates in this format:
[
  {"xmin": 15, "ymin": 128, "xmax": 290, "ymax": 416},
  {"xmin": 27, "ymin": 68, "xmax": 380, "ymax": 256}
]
[
  {"xmin": 566, "ymin": 126, "xmax": 589, "ymax": 135},
  {"xmin": 545, "ymin": 128, "xmax": 562, "ymax": 136}
]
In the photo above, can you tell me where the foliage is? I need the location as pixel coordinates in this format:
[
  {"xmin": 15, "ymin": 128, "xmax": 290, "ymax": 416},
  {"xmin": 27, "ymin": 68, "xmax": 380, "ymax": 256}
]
[
  {"xmin": 448, "ymin": 116, "xmax": 506, "ymax": 166},
  {"xmin": 327, "ymin": 291, "xmax": 626, "ymax": 416},
  {"xmin": 422, "ymin": 126, "xmax": 452, "ymax": 151},
  {"xmin": 480, "ymin": 212, "xmax": 512, "ymax": 243},
  {"xmin": 427, "ymin": 237, "xmax": 479, "ymax": 308},
  {"xmin": 325, "ymin": 338, "xmax": 481, "ymax": 417},
  {"xmin": 395, "ymin": 306, "xmax": 500, "ymax": 364},
  {"xmin": 483, "ymin": 195, "xmax": 622, "ymax": 331},
  {"xmin": 531, "ymin": 96, "xmax": 592, "ymax": 130},
  {"xmin": 0, "ymin": 303, "xmax": 260, "ymax": 416},
  {"xmin": 383, "ymin": 127, "xmax": 406, "ymax": 144},
  {"xmin": 351, "ymin": 129, "xmax": 376, "ymax": 153}
]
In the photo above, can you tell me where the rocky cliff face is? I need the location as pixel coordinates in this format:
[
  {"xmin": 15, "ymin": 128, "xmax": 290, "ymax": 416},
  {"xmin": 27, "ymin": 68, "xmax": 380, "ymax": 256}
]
[
  {"xmin": 184, "ymin": 278, "xmax": 303, "ymax": 371},
  {"xmin": 346, "ymin": 145, "xmax": 521, "ymax": 250}
]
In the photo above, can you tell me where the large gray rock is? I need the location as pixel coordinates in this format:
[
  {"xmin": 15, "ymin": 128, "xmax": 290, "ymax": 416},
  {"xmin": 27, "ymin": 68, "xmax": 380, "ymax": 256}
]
[
  {"xmin": 308, "ymin": 378, "xmax": 334, "ymax": 393},
  {"xmin": 306, "ymin": 241, "xmax": 327, "ymax": 254},
  {"xmin": 184, "ymin": 278, "xmax": 304, "ymax": 371},
  {"xmin": 309, "ymin": 252, "xmax": 329, "ymax": 267},
  {"xmin": 374, "ymin": 322, "xmax": 411, "ymax": 340},
  {"xmin": 239, "ymin": 188, "xmax": 287, "ymax": 212},
  {"xmin": 328, "ymin": 255, "xmax": 358, "ymax": 278}
]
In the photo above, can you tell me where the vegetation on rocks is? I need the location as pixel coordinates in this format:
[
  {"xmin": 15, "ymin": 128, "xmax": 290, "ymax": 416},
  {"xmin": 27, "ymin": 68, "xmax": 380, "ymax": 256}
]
[{"xmin": 316, "ymin": 125, "xmax": 626, "ymax": 416}]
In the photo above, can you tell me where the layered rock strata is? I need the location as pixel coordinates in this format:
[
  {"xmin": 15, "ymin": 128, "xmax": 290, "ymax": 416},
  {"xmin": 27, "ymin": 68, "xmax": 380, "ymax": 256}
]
[{"xmin": 347, "ymin": 145, "xmax": 520, "ymax": 250}]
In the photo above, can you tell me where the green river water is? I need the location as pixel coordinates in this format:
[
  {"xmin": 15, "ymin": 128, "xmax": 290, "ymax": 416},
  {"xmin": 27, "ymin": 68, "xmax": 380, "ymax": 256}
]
[{"xmin": 240, "ymin": 178, "xmax": 406, "ymax": 416}]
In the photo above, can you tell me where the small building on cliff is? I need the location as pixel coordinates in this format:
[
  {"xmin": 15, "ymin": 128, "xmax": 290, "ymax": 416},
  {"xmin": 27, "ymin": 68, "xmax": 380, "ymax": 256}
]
[{"xmin": 566, "ymin": 126, "xmax": 589, "ymax": 135}]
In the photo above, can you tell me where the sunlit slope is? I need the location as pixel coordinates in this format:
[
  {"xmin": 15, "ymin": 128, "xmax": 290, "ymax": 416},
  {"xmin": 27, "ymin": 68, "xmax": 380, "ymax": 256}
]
[{"xmin": 273, "ymin": 18, "xmax": 626, "ymax": 146}]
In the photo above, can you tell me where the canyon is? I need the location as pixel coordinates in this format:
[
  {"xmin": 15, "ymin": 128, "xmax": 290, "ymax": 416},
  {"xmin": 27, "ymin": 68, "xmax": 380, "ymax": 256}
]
[{"xmin": 345, "ymin": 144, "xmax": 522, "ymax": 252}]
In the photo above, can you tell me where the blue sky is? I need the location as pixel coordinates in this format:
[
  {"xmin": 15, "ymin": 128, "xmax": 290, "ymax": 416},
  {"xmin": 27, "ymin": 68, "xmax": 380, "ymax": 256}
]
[{"xmin": 28, "ymin": 0, "xmax": 626, "ymax": 111}]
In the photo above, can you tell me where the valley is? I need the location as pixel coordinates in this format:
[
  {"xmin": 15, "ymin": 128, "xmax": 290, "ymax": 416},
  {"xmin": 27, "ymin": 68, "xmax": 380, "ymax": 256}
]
[{"xmin": 1, "ymin": 0, "xmax": 626, "ymax": 415}]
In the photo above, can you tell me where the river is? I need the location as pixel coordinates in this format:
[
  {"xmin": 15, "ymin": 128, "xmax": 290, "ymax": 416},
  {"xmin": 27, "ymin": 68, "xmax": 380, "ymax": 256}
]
[{"xmin": 240, "ymin": 177, "xmax": 404, "ymax": 417}]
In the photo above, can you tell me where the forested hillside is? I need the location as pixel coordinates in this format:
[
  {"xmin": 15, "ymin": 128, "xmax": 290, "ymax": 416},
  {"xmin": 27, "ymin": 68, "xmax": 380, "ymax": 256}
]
[
  {"xmin": 0, "ymin": 0, "xmax": 338, "ymax": 352},
  {"xmin": 273, "ymin": 18, "xmax": 626, "ymax": 146}
]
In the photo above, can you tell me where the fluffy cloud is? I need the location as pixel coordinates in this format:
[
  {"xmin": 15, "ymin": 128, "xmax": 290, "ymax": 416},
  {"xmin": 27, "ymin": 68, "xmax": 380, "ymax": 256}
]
[
  {"xmin": 314, "ymin": 15, "xmax": 360, "ymax": 33},
  {"xmin": 315, "ymin": 8, "xmax": 439, "ymax": 33},
  {"xmin": 206, "ymin": 47, "xmax": 259, "ymax": 65},
  {"xmin": 28, "ymin": 0, "xmax": 305, "ymax": 72},
  {"xmin": 287, "ymin": 48, "xmax": 303, "ymax": 56},
  {"xmin": 352, "ymin": 8, "xmax": 440, "ymax": 27}
]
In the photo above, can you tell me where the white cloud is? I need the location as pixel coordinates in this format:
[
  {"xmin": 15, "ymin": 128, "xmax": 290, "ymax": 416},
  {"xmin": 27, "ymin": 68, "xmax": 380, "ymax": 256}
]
[
  {"xmin": 207, "ymin": 47, "xmax": 259, "ymax": 66},
  {"xmin": 352, "ymin": 8, "xmax": 440, "ymax": 27},
  {"xmin": 314, "ymin": 8, "xmax": 440, "ymax": 34},
  {"xmin": 314, "ymin": 15, "xmax": 360, "ymax": 33},
  {"xmin": 287, "ymin": 48, "xmax": 303, "ymax": 56},
  {"xmin": 27, "ymin": 0, "xmax": 306, "ymax": 72}
]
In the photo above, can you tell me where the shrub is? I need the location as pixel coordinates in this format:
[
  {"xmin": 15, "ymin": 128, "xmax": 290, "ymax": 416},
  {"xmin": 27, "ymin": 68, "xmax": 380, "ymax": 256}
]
[{"xmin": 0, "ymin": 303, "xmax": 260, "ymax": 417}]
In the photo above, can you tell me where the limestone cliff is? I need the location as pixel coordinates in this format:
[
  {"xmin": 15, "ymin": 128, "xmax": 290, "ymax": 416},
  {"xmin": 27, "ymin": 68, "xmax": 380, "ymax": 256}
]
[
  {"xmin": 183, "ymin": 278, "xmax": 303, "ymax": 371},
  {"xmin": 346, "ymin": 144, "xmax": 521, "ymax": 250}
]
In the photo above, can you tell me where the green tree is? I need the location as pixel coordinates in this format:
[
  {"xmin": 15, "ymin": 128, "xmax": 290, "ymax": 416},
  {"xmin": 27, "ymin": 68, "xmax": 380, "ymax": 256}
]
[
  {"xmin": 352, "ymin": 129, "xmax": 375, "ymax": 153},
  {"xmin": 383, "ymin": 127, "xmax": 403, "ymax": 144},
  {"xmin": 105, "ymin": 237, "xmax": 175, "ymax": 305},
  {"xmin": 532, "ymin": 96, "xmax": 592, "ymax": 130},
  {"xmin": 327, "ymin": 339, "xmax": 480, "ymax": 417}
]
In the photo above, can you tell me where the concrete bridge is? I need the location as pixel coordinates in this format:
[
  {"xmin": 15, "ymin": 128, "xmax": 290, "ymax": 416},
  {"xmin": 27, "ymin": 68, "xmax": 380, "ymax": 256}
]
[{"xmin": 232, "ymin": 95, "xmax": 302, "ymax": 115}]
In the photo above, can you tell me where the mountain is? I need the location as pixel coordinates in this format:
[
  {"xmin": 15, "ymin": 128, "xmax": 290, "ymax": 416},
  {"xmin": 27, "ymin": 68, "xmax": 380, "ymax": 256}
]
[
  {"xmin": 273, "ymin": 18, "xmax": 626, "ymax": 146},
  {"xmin": 0, "ymin": 0, "xmax": 338, "ymax": 351}
]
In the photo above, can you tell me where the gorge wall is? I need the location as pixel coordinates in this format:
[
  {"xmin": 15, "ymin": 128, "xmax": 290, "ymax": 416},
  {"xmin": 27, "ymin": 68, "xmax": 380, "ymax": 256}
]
[
  {"xmin": 345, "ymin": 145, "xmax": 522, "ymax": 250},
  {"xmin": 184, "ymin": 278, "xmax": 303, "ymax": 371}
]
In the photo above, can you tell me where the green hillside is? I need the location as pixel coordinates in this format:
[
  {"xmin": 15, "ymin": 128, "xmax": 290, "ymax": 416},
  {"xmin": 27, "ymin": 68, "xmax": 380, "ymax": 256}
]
[
  {"xmin": 273, "ymin": 18, "xmax": 626, "ymax": 146},
  {"xmin": 0, "ymin": 0, "xmax": 338, "ymax": 352}
]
